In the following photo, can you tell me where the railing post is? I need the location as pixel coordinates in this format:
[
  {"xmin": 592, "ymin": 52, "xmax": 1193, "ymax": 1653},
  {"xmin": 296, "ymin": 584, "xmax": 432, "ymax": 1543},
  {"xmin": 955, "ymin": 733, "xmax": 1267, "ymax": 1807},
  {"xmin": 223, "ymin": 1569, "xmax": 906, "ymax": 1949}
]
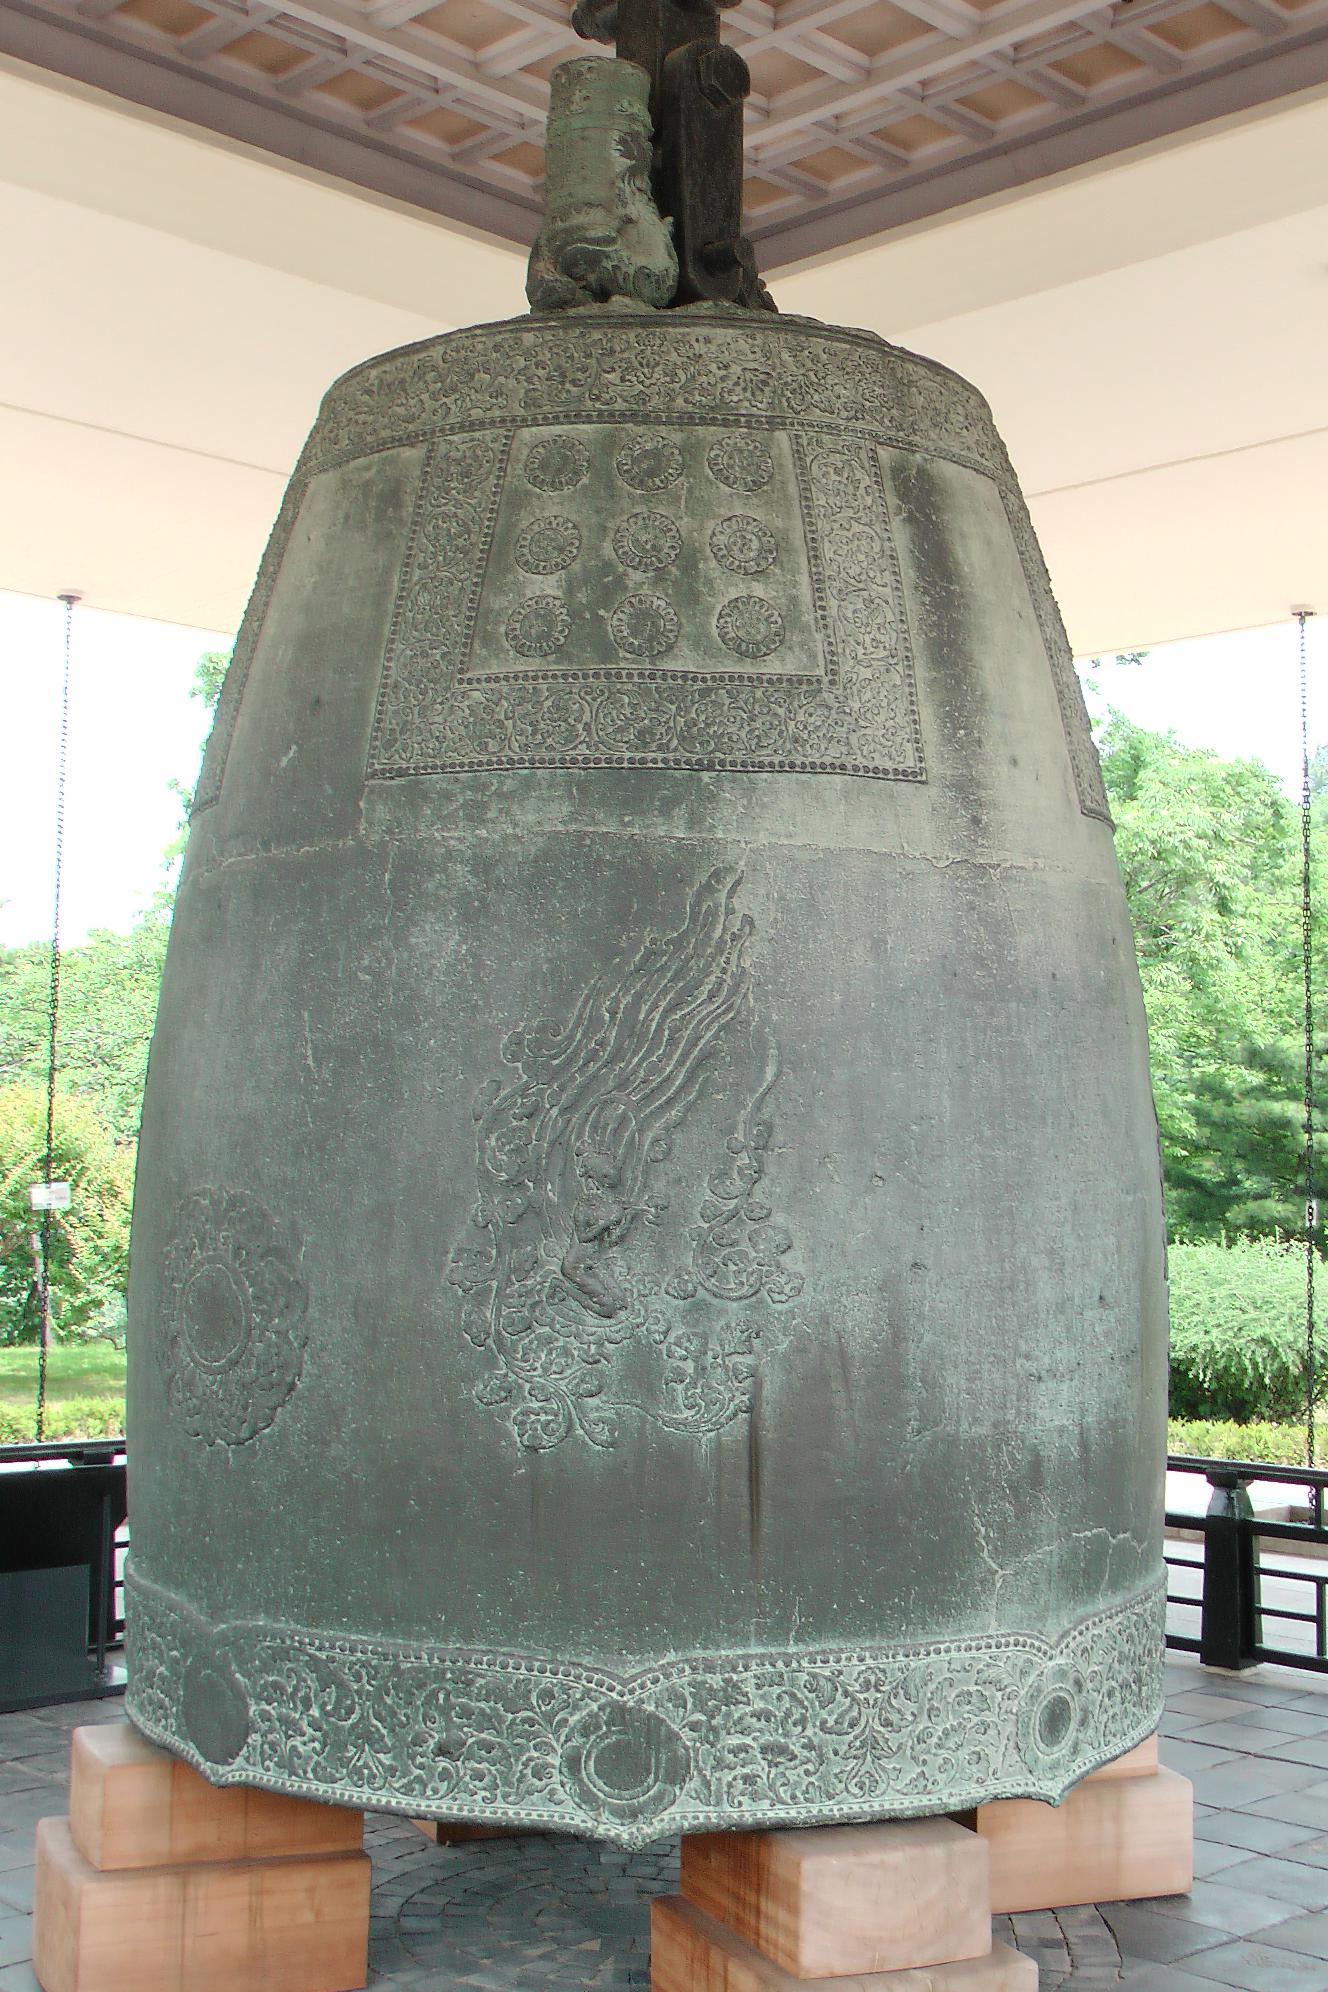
[
  {"xmin": 1200, "ymin": 1468, "xmax": 1260, "ymax": 1671},
  {"xmin": 94, "ymin": 1490, "xmax": 113, "ymax": 1681}
]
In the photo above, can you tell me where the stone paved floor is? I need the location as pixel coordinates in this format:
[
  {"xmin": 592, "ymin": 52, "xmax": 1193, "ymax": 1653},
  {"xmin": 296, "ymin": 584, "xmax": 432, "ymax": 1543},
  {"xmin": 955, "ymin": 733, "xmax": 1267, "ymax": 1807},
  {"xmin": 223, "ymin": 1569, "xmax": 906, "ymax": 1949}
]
[{"xmin": 4, "ymin": 1651, "xmax": 1328, "ymax": 1988}]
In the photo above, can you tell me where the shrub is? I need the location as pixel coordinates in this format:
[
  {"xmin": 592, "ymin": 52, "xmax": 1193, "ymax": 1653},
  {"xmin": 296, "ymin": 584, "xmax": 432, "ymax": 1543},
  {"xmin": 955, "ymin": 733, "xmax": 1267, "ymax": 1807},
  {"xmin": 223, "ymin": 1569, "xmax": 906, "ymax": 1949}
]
[
  {"xmin": 1167, "ymin": 1418, "xmax": 1313, "ymax": 1466},
  {"xmin": 1168, "ymin": 1238, "xmax": 1312, "ymax": 1421},
  {"xmin": 0, "ymin": 1393, "xmax": 125, "ymax": 1444}
]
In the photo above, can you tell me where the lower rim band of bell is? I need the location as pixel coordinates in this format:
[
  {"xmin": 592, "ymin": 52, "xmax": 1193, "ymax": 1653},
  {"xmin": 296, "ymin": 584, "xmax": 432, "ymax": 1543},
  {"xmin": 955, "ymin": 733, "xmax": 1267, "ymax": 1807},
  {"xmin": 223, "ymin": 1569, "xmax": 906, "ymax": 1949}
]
[{"xmin": 124, "ymin": 1566, "xmax": 1165, "ymax": 1847}]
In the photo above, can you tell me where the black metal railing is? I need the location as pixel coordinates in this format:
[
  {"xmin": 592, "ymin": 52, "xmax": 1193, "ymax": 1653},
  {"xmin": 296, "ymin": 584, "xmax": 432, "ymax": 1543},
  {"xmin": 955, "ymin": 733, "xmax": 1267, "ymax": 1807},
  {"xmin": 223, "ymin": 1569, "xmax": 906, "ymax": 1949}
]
[
  {"xmin": 0, "ymin": 1436, "xmax": 128, "ymax": 1711},
  {"xmin": 1166, "ymin": 1452, "xmax": 1328, "ymax": 1673}
]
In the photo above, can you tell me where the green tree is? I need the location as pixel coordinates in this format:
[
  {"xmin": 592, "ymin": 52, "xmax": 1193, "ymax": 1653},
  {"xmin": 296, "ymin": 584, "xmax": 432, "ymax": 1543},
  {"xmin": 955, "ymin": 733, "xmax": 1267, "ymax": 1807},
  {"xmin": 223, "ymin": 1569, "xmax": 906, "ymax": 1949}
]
[
  {"xmin": 0, "ymin": 641, "xmax": 230, "ymax": 1348},
  {"xmin": 1170, "ymin": 1041, "xmax": 1323, "ymax": 1240},
  {"xmin": 192, "ymin": 648, "xmax": 231, "ymax": 710},
  {"xmin": 0, "ymin": 1085, "xmax": 134, "ymax": 1344},
  {"xmin": 1098, "ymin": 712, "xmax": 1325, "ymax": 1242},
  {"xmin": 0, "ymin": 920, "xmax": 168, "ymax": 1144}
]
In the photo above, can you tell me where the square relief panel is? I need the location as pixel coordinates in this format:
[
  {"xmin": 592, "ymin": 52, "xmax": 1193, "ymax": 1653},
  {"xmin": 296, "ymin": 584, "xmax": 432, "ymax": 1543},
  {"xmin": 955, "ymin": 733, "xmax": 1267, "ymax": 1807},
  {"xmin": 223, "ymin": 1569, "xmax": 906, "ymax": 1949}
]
[{"xmin": 367, "ymin": 418, "xmax": 926, "ymax": 781}]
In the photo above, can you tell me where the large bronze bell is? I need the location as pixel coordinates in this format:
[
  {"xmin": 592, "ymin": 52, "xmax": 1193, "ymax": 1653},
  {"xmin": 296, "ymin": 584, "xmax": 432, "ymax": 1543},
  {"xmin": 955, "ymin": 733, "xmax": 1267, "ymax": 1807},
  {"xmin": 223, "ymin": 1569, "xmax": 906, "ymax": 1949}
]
[{"xmin": 124, "ymin": 35, "xmax": 1165, "ymax": 1848}]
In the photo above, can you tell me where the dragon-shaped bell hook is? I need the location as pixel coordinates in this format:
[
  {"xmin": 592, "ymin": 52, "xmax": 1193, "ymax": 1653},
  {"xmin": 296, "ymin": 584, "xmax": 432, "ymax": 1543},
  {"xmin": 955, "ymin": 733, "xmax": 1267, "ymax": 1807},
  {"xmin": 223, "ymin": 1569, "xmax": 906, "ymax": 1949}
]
[{"xmin": 526, "ymin": 0, "xmax": 774, "ymax": 312}]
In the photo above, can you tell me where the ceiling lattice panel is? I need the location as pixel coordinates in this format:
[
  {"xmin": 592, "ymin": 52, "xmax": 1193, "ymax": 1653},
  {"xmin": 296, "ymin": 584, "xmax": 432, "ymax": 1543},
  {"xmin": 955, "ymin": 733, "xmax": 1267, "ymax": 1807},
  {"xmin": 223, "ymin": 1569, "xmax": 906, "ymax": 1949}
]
[{"xmin": 11, "ymin": 0, "xmax": 1328, "ymax": 256}]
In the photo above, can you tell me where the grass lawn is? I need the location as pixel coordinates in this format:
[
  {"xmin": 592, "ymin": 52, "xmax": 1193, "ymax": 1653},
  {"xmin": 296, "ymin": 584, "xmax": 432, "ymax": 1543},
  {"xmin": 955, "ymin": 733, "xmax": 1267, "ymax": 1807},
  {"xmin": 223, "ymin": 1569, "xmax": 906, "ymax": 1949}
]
[{"xmin": 0, "ymin": 1342, "xmax": 126, "ymax": 1407}]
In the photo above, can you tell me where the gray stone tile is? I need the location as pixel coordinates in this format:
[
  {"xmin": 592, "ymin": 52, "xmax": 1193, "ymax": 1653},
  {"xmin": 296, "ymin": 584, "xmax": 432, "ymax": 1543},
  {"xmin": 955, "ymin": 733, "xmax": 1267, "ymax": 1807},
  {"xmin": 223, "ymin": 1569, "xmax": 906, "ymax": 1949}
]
[
  {"xmin": 1248, "ymin": 1794, "xmax": 1328, "ymax": 1834},
  {"xmin": 1218, "ymin": 1673, "xmax": 1322, "ymax": 1705},
  {"xmin": 1011, "ymin": 1912, "xmax": 1066, "ymax": 1943},
  {"xmin": 0, "ymin": 1771, "xmax": 50, "ymax": 1803},
  {"xmin": 1165, "ymin": 1741, "xmax": 1248, "ymax": 1775},
  {"xmin": 1194, "ymin": 1841, "xmax": 1251, "ymax": 1878},
  {"xmin": 1207, "ymin": 1681, "xmax": 1320, "ymax": 1706},
  {"xmin": 0, "ymin": 1965, "xmax": 40, "ymax": 1992},
  {"xmin": 1207, "ymin": 1712, "xmax": 1328, "ymax": 1741},
  {"xmin": 34, "ymin": 1700, "xmax": 119, "ymax": 1727},
  {"xmin": 4, "ymin": 1753, "xmax": 68, "ymax": 1783},
  {"xmin": 0, "ymin": 1920, "xmax": 30, "ymax": 1972},
  {"xmin": 1258, "ymin": 1908, "xmax": 1328, "ymax": 1958},
  {"xmin": 1143, "ymin": 1882, "xmax": 1302, "ymax": 1938},
  {"xmin": 1186, "ymin": 1724, "xmax": 1328, "ymax": 1756},
  {"xmin": 1278, "ymin": 1836, "xmax": 1328, "ymax": 1872},
  {"xmin": 1118, "ymin": 1973, "xmax": 1228, "ymax": 1992},
  {"xmin": 1179, "ymin": 1940, "xmax": 1328, "ymax": 1989},
  {"xmin": 1217, "ymin": 1858, "xmax": 1328, "ymax": 1912},
  {"xmin": 1242, "ymin": 1739, "xmax": 1328, "ymax": 1773},
  {"xmin": 1193, "ymin": 1764, "xmax": 1328, "ymax": 1810},
  {"xmin": 1195, "ymin": 1812, "xmax": 1321, "ymax": 1855},
  {"xmin": 1171, "ymin": 1695, "xmax": 1269, "ymax": 1723},
  {"xmin": 0, "ymin": 1872, "xmax": 33, "ymax": 1917},
  {"xmin": 0, "ymin": 1798, "xmax": 57, "ymax": 1837},
  {"xmin": 1104, "ymin": 1901, "xmax": 1232, "ymax": 1963},
  {"xmin": 0, "ymin": 1721, "xmax": 60, "ymax": 1758}
]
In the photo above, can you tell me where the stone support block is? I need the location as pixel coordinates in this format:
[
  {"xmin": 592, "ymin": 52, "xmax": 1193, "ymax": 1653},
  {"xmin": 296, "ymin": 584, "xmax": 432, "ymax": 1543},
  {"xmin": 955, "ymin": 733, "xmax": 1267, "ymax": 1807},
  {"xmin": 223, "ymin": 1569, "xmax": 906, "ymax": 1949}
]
[
  {"xmin": 33, "ymin": 1815, "xmax": 371, "ymax": 1992},
  {"xmin": 1083, "ymin": 1735, "xmax": 1158, "ymax": 1782},
  {"xmin": 652, "ymin": 1898, "xmax": 1035, "ymax": 1992},
  {"xmin": 69, "ymin": 1720, "xmax": 362, "ymax": 1870},
  {"xmin": 680, "ymin": 1819, "xmax": 991, "ymax": 1978},
  {"xmin": 975, "ymin": 1765, "xmax": 1193, "ymax": 1914}
]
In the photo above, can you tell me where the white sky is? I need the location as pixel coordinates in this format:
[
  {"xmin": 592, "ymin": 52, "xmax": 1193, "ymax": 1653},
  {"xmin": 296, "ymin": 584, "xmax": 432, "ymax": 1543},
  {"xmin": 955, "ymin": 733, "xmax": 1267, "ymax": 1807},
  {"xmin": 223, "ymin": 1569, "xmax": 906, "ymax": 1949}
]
[
  {"xmin": 1082, "ymin": 621, "xmax": 1328, "ymax": 792},
  {"xmin": 1, "ymin": 590, "xmax": 229, "ymax": 948},
  {"xmin": 1, "ymin": 587, "xmax": 1325, "ymax": 950}
]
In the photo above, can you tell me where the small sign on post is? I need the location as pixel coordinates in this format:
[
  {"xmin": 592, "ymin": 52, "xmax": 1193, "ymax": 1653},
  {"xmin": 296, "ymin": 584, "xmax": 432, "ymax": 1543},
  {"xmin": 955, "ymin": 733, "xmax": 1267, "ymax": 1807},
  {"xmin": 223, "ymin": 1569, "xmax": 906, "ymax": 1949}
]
[{"xmin": 30, "ymin": 1182, "xmax": 72, "ymax": 1212}]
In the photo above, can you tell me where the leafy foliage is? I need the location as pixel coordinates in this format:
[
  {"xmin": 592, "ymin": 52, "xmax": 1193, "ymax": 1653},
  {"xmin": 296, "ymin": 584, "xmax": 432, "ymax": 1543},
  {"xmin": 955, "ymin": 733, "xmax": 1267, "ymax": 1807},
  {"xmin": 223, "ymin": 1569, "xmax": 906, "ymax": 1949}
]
[
  {"xmin": 0, "ymin": 922, "xmax": 163, "ymax": 1347},
  {"xmin": 1167, "ymin": 1417, "xmax": 1316, "ymax": 1465},
  {"xmin": 1093, "ymin": 714, "xmax": 1327, "ymax": 1437},
  {"xmin": 192, "ymin": 649, "xmax": 231, "ymax": 710},
  {"xmin": 1099, "ymin": 714, "xmax": 1325, "ymax": 1244},
  {"xmin": 0, "ymin": 1395, "xmax": 124, "ymax": 1443},
  {"xmin": 0, "ymin": 1084, "xmax": 134, "ymax": 1344},
  {"xmin": 0, "ymin": 919, "xmax": 168, "ymax": 1145},
  {"xmin": 1167, "ymin": 1239, "xmax": 1311, "ymax": 1421},
  {"xmin": 0, "ymin": 645, "xmax": 228, "ymax": 1352}
]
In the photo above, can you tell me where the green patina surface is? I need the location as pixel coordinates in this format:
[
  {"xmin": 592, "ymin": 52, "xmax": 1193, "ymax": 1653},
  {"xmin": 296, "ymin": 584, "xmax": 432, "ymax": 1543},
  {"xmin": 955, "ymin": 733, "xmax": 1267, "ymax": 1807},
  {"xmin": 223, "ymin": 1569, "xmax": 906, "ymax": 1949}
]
[{"xmin": 125, "ymin": 307, "xmax": 1166, "ymax": 1842}]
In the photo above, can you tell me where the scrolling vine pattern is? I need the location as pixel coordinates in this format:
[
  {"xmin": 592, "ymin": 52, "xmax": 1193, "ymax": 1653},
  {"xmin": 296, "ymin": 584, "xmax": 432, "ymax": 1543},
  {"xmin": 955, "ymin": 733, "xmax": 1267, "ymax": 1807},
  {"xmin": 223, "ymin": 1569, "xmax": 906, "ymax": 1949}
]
[{"xmin": 126, "ymin": 1567, "xmax": 1165, "ymax": 1850}]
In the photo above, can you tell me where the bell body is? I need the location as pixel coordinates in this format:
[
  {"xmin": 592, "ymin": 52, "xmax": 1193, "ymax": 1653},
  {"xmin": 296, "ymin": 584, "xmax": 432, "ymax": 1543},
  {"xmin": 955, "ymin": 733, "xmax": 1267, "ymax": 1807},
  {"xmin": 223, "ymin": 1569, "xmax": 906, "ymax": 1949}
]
[{"xmin": 125, "ymin": 306, "xmax": 1167, "ymax": 1847}]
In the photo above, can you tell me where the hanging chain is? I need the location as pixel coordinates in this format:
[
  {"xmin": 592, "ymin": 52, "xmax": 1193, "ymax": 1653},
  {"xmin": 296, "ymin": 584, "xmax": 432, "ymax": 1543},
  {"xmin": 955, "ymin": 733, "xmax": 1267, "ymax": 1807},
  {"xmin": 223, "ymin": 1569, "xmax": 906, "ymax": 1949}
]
[
  {"xmin": 1299, "ymin": 608, "xmax": 1317, "ymax": 1468},
  {"xmin": 36, "ymin": 593, "xmax": 77, "ymax": 1443}
]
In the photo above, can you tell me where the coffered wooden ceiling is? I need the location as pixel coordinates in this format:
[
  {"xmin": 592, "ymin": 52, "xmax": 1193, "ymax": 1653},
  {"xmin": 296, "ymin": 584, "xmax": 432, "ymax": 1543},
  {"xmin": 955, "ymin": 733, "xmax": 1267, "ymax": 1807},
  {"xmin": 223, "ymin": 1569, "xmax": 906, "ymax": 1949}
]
[{"xmin": 4, "ymin": 0, "xmax": 1327, "ymax": 260}]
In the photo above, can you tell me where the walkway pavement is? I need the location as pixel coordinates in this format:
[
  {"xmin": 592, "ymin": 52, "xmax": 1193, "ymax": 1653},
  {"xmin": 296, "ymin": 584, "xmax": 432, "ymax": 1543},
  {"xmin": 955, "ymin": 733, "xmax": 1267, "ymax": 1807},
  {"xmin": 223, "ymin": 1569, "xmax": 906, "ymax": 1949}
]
[{"xmin": 4, "ymin": 1651, "xmax": 1328, "ymax": 1989}]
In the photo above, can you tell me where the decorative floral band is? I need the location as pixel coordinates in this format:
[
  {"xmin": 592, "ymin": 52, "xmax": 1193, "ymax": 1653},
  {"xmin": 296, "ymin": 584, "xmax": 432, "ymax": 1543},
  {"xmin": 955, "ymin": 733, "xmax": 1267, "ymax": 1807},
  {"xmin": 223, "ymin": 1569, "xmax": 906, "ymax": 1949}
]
[
  {"xmin": 301, "ymin": 311, "xmax": 1008, "ymax": 488},
  {"xmin": 125, "ymin": 1566, "xmax": 1163, "ymax": 1849}
]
